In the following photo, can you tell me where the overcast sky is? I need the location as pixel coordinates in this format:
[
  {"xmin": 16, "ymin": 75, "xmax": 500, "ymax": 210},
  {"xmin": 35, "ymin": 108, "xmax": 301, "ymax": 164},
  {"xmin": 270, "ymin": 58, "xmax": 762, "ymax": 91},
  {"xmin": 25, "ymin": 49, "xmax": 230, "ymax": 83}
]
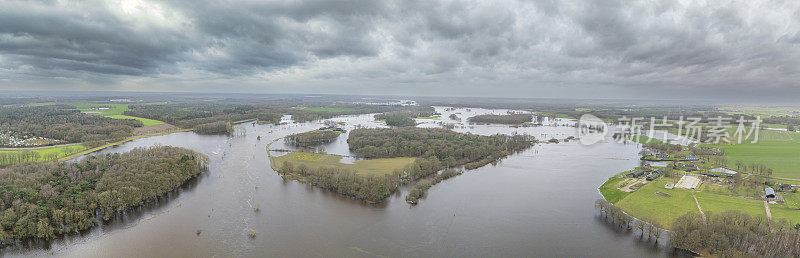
[{"xmin": 1, "ymin": 0, "xmax": 799, "ymax": 101}]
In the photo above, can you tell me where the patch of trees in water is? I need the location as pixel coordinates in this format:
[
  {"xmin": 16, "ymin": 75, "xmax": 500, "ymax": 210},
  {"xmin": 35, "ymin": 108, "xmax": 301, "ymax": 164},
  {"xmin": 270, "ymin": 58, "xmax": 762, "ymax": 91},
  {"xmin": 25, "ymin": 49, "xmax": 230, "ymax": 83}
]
[
  {"xmin": 406, "ymin": 169, "xmax": 461, "ymax": 204},
  {"xmin": 467, "ymin": 113, "xmax": 533, "ymax": 124},
  {"xmin": 0, "ymin": 105, "xmax": 140, "ymax": 147},
  {"xmin": 276, "ymin": 127, "xmax": 535, "ymax": 203},
  {"xmin": 670, "ymin": 210, "xmax": 800, "ymax": 256},
  {"xmin": 284, "ymin": 130, "xmax": 342, "ymax": 147},
  {"xmin": 0, "ymin": 146, "xmax": 208, "ymax": 243}
]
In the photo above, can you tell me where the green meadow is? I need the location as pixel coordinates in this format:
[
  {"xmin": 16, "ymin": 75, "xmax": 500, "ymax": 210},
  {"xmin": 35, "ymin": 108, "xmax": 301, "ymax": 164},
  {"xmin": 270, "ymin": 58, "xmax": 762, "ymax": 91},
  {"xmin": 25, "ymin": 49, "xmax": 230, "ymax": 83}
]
[
  {"xmin": 614, "ymin": 177, "xmax": 699, "ymax": 229},
  {"xmin": 704, "ymin": 130, "xmax": 800, "ymax": 179},
  {"xmin": 106, "ymin": 115, "xmax": 164, "ymax": 126},
  {"xmin": 26, "ymin": 102, "xmax": 168, "ymax": 126},
  {"xmin": 271, "ymin": 151, "xmax": 415, "ymax": 176},
  {"xmin": 0, "ymin": 144, "xmax": 87, "ymax": 166}
]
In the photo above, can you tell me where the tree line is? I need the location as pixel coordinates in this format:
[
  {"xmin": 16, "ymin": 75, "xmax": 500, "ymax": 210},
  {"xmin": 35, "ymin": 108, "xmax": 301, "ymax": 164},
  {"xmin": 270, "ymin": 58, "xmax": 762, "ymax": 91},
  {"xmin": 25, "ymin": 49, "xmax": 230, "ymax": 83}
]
[
  {"xmin": 405, "ymin": 169, "xmax": 461, "ymax": 204},
  {"xmin": 595, "ymin": 199, "xmax": 664, "ymax": 241},
  {"xmin": 670, "ymin": 210, "xmax": 800, "ymax": 256},
  {"xmin": 278, "ymin": 162, "xmax": 397, "ymax": 203},
  {"xmin": 0, "ymin": 146, "xmax": 208, "ymax": 243},
  {"xmin": 0, "ymin": 105, "xmax": 140, "ymax": 147}
]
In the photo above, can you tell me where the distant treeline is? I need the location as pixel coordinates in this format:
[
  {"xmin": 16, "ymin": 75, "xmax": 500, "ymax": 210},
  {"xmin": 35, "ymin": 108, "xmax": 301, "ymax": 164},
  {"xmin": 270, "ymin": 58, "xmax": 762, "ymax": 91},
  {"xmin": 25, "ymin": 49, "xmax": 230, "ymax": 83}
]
[
  {"xmin": 467, "ymin": 114, "xmax": 533, "ymax": 124},
  {"xmin": 126, "ymin": 103, "xmax": 431, "ymax": 132},
  {"xmin": 671, "ymin": 211, "xmax": 800, "ymax": 256},
  {"xmin": 0, "ymin": 105, "xmax": 140, "ymax": 147},
  {"xmin": 284, "ymin": 130, "xmax": 341, "ymax": 147},
  {"xmin": 0, "ymin": 146, "xmax": 208, "ymax": 243}
]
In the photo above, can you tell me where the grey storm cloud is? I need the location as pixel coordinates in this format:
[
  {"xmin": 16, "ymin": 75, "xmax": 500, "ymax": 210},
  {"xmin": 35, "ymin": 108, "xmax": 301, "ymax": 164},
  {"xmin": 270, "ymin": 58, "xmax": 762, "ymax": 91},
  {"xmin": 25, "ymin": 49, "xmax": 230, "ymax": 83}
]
[{"xmin": 1, "ymin": 0, "xmax": 799, "ymax": 100}]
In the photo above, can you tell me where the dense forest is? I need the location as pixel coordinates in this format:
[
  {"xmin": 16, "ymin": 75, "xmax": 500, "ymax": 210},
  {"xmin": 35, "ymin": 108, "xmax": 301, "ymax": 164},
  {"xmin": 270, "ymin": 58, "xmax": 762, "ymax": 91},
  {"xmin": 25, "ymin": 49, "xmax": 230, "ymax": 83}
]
[
  {"xmin": 0, "ymin": 105, "xmax": 140, "ymax": 147},
  {"xmin": 670, "ymin": 211, "xmax": 800, "ymax": 256},
  {"xmin": 284, "ymin": 130, "xmax": 342, "ymax": 147},
  {"xmin": 277, "ymin": 164, "xmax": 396, "ymax": 203},
  {"xmin": 348, "ymin": 127, "xmax": 535, "ymax": 168},
  {"xmin": 0, "ymin": 146, "xmax": 208, "ymax": 243},
  {"xmin": 467, "ymin": 114, "xmax": 533, "ymax": 124}
]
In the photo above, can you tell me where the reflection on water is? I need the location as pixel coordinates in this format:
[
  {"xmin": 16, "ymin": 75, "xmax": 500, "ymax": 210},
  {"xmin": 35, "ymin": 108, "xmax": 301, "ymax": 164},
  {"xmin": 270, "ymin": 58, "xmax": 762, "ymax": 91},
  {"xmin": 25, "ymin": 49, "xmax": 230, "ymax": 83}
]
[{"xmin": 4, "ymin": 107, "xmax": 686, "ymax": 257}]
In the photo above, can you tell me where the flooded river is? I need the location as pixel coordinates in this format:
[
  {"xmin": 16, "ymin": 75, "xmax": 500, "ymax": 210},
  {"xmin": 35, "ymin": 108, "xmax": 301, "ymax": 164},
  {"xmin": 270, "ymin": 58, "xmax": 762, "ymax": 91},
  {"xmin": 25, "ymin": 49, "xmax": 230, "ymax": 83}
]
[{"xmin": 4, "ymin": 107, "xmax": 685, "ymax": 257}]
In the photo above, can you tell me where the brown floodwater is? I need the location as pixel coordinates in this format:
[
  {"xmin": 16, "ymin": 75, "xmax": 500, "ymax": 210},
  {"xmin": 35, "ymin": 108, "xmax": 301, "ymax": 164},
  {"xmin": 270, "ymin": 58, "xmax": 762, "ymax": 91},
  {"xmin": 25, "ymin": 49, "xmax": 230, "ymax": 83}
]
[{"xmin": 2, "ymin": 108, "xmax": 689, "ymax": 257}]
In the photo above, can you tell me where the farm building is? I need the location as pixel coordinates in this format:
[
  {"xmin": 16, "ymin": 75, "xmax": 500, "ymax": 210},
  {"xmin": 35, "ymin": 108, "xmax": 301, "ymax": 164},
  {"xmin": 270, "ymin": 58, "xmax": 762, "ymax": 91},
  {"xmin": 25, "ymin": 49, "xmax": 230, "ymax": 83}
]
[
  {"xmin": 627, "ymin": 169, "xmax": 645, "ymax": 178},
  {"xmin": 765, "ymin": 187, "xmax": 776, "ymax": 199},
  {"xmin": 646, "ymin": 169, "xmax": 663, "ymax": 181},
  {"xmin": 675, "ymin": 162, "xmax": 698, "ymax": 171}
]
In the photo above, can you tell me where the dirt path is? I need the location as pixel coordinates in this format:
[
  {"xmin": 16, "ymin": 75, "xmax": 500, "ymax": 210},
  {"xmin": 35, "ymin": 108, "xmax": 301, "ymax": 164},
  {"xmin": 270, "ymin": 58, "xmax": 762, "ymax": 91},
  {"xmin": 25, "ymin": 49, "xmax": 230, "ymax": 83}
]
[
  {"xmin": 692, "ymin": 190, "xmax": 706, "ymax": 222},
  {"xmin": 764, "ymin": 200, "xmax": 772, "ymax": 221}
]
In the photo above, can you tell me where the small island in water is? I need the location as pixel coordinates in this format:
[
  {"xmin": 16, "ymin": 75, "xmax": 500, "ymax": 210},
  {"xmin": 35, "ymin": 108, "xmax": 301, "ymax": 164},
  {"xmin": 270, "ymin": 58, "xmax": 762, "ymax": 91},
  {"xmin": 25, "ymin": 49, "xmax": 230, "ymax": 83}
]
[{"xmin": 270, "ymin": 126, "xmax": 535, "ymax": 203}]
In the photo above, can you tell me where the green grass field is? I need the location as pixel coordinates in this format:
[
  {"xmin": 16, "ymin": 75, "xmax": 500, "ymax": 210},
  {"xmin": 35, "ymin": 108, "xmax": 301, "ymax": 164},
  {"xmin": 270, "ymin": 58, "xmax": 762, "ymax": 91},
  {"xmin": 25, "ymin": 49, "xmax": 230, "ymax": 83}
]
[
  {"xmin": 627, "ymin": 135, "xmax": 663, "ymax": 144},
  {"xmin": 719, "ymin": 105, "xmax": 800, "ymax": 117},
  {"xmin": 598, "ymin": 176, "xmax": 631, "ymax": 203},
  {"xmin": 22, "ymin": 102, "xmax": 168, "ymax": 125},
  {"xmin": 272, "ymin": 151, "xmax": 415, "ymax": 176},
  {"xmin": 0, "ymin": 144, "xmax": 87, "ymax": 166},
  {"xmin": 105, "ymin": 115, "xmax": 164, "ymax": 126},
  {"xmin": 615, "ymin": 177, "xmax": 699, "ymax": 229},
  {"xmin": 695, "ymin": 191, "xmax": 766, "ymax": 218},
  {"xmin": 704, "ymin": 131, "xmax": 800, "ymax": 179},
  {"xmin": 290, "ymin": 107, "xmax": 356, "ymax": 113},
  {"xmin": 782, "ymin": 192, "xmax": 800, "ymax": 209},
  {"xmin": 769, "ymin": 205, "xmax": 800, "ymax": 225}
]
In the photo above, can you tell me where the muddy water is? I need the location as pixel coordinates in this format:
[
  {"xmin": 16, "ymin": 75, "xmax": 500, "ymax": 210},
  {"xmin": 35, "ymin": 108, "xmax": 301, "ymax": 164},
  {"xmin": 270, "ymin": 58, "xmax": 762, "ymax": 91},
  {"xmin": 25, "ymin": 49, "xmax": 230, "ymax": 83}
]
[{"xmin": 5, "ymin": 107, "xmax": 684, "ymax": 257}]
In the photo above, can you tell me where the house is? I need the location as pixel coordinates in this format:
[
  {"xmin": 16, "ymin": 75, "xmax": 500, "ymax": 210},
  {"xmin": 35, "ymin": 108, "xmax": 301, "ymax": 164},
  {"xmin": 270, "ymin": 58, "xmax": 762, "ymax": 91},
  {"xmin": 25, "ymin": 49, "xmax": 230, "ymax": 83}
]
[
  {"xmin": 775, "ymin": 183, "xmax": 794, "ymax": 192},
  {"xmin": 765, "ymin": 187, "xmax": 776, "ymax": 199},
  {"xmin": 656, "ymin": 154, "xmax": 669, "ymax": 160},
  {"xmin": 628, "ymin": 169, "xmax": 645, "ymax": 178},
  {"xmin": 675, "ymin": 162, "xmax": 698, "ymax": 171},
  {"xmin": 646, "ymin": 169, "xmax": 663, "ymax": 181},
  {"xmin": 685, "ymin": 155, "xmax": 698, "ymax": 161}
]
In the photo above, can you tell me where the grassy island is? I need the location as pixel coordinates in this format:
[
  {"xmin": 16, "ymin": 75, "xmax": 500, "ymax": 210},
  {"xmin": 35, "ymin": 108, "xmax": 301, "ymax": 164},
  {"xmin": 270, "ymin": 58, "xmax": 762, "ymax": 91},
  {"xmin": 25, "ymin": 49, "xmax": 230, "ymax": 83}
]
[{"xmin": 271, "ymin": 127, "xmax": 535, "ymax": 203}]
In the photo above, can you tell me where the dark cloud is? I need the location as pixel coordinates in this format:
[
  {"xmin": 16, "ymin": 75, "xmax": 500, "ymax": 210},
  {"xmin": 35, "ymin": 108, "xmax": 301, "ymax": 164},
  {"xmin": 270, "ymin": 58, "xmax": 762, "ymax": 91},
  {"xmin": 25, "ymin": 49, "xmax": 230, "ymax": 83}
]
[{"xmin": 0, "ymin": 0, "xmax": 799, "ymax": 100}]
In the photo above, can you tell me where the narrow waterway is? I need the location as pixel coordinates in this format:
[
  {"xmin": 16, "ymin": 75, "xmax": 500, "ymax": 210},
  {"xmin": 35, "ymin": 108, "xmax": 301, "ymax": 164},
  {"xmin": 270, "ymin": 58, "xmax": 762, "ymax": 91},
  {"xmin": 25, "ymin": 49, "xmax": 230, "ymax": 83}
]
[{"xmin": 3, "ymin": 107, "xmax": 685, "ymax": 257}]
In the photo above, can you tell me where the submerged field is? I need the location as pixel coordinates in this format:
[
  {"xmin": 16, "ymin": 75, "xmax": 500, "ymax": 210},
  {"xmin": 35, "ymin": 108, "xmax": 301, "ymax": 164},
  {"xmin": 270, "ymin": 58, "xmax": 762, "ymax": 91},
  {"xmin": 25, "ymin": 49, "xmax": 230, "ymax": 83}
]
[{"xmin": 271, "ymin": 151, "xmax": 415, "ymax": 176}]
